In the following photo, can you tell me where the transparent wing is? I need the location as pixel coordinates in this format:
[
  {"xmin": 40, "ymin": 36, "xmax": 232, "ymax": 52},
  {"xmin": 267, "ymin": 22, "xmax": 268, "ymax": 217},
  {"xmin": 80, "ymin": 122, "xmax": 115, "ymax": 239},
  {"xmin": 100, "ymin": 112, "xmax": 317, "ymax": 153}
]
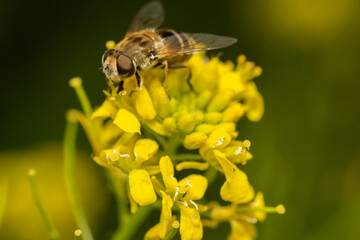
[
  {"xmin": 126, "ymin": 1, "xmax": 164, "ymax": 35},
  {"xmin": 155, "ymin": 33, "xmax": 237, "ymax": 57}
]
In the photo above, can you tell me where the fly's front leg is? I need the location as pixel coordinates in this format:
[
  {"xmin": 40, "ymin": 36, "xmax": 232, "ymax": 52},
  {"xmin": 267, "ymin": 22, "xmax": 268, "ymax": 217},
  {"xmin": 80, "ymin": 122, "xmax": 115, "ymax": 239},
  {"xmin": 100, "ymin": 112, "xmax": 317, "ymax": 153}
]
[
  {"xmin": 129, "ymin": 72, "xmax": 142, "ymax": 96},
  {"xmin": 161, "ymin": 60, "xmax": 171, "ymax": 99},
  {"xmin": 116, "ymin": 80, "xmax": 125, "ymax": 95}
]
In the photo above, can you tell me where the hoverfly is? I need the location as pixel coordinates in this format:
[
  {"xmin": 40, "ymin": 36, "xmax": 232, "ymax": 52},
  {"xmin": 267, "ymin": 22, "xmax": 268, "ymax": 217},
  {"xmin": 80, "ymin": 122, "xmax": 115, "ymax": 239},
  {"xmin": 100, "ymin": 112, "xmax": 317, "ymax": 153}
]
[{"xmin": 102, "ymin": 1, "xmax": 237, "ymax": 94}]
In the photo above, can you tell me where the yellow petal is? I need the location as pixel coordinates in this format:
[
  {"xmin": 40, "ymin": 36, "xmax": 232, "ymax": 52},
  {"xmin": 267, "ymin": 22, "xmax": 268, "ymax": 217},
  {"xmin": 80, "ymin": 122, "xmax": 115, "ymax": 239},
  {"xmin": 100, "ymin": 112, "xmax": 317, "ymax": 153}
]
[
  {"xmin": 129, "ymin": 169, "xmax": 157, "ymax": 206},
  {"xmin": 159, "ymin": 191, "xmax": 173, "ymax": 238},
  {"xmin": 213, "ymin": 150, "xmax": 254, "ymax": 203},
  {"xmin": 134, "ymin": 139, "xmax": 159, "ymax": 165},
  {"xmin": 228, "ymin": 220, "xmax": 257, "ymax": 240},
  {"xmin": 132, "ymin": 87, "xmax": 157, "ymax": 120},
  {"xmin": 175, "ymin": 162, "xmax": 209, "ymax": 171},
  {"xmin": 183, "ymin": 132, "xmax": 207, "ymax": 149},
  {"xmin": 144, "ymin": 223, "xmax": 162, "ymax": 240},
  {"xmin": 113, "ymin": 109, "xmax": 141, "ymax": 134},
  {"xmin": 160, "ymin": 191, "xmax": 173, "ymax": 221},
  {"xmin": 179, "ymin": 174, "xmax": 208, "ymax": 201},
  {"xmin": 91, "ymin": 100, "xmax": 117, "ymax": 119},
  {"xmin": 180, "ymin": 206, "xmax": 203, "ymax": 240},
  {"xmin": 245, "ymin": 91, "xmax": 264, "ymax": 122},
  {"xmin": 159, "ymin": 156, "xmax": 179, "ymax": 192}
]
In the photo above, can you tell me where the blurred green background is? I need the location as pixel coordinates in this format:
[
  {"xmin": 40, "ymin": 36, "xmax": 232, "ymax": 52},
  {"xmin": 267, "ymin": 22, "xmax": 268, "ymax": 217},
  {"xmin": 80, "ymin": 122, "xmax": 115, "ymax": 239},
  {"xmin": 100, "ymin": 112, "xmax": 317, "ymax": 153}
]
[{"xmin": 1, "ymin": 0, "xmax": 360, "ymax": 239}]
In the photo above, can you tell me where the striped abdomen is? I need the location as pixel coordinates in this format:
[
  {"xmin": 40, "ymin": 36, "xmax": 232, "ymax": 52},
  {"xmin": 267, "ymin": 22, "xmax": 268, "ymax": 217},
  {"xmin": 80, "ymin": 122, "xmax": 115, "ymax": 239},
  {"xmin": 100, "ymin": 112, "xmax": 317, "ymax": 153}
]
[{"xmin": 156, "ymin": 29, "xmax": 196, "ymax": 65}]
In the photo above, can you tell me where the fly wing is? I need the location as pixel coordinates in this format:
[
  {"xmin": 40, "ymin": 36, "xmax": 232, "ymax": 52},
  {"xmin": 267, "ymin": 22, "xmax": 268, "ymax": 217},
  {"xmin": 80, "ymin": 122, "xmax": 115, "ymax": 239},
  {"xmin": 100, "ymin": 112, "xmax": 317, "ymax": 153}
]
[
  {"xmin": 155, "ymin": 33, "xmax": 237, "ymax": 57},
  {"xmin": 126, "ymin": 1, "xmax": 164, "ymax": 35}
]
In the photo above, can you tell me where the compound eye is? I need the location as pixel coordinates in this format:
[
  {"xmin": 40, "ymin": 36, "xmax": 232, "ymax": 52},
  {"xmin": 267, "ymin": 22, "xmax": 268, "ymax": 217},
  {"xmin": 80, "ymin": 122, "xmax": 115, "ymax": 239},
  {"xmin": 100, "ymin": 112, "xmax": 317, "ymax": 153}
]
[{"xmin": 117, "ymin": 54, "xmax": 135, "ymax": 78}]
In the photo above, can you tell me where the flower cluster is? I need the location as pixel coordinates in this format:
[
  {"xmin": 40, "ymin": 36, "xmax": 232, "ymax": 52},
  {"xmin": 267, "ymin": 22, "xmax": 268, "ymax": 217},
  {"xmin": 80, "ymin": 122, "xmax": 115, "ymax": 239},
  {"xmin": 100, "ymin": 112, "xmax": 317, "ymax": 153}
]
[{"xmin": 85, "ymin": 52, "xmax": 283, "ymax": 239}]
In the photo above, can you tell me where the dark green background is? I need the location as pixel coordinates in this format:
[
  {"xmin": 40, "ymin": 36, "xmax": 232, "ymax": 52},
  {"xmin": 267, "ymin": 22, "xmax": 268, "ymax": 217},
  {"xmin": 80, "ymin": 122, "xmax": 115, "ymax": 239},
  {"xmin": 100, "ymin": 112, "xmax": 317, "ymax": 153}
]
[{"xmin": 1, "ymin": 0, "xmax": 360, "ymax": 239}]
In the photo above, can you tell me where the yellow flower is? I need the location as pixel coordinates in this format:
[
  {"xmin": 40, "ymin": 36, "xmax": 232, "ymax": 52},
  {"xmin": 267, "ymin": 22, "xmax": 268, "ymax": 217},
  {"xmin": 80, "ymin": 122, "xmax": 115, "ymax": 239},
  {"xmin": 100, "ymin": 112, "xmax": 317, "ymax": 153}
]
[
  {"xmin": 93, "ymin": 53, "xmax": 263, "ymax": 148},
  {"xmin": 228, "ymin": 220, "xmax": 257, "ymax": 240},
  {"xmin": 213, "ymin": 150, "xmax": 254, "ymax": 203},
  {"xmin": 149, "ymin": 156, "xmax": 207, "ymax": 240},
  {"xmin": 70, "ymin": 48, "xmax": 283, "ymax": 240},
  {"xmin": 180, "ymin": 205, "xmax": 203, "ymax": 240}
]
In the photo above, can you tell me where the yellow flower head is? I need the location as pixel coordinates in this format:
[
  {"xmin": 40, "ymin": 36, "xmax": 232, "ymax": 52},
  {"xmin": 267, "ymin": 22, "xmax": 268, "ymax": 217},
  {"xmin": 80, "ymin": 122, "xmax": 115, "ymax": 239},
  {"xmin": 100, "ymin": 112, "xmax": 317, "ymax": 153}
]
[{"xmin": 69, "ymin": 51, "xmax": 284, "ymax": 240}]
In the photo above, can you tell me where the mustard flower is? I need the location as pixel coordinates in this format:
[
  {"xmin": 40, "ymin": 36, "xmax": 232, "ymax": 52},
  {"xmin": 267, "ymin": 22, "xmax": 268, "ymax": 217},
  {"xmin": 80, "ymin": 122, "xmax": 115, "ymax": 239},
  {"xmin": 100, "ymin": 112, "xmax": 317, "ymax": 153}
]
[{"xmin": 67, "ymin": 50, "xmax": 283, "ymax": 240}]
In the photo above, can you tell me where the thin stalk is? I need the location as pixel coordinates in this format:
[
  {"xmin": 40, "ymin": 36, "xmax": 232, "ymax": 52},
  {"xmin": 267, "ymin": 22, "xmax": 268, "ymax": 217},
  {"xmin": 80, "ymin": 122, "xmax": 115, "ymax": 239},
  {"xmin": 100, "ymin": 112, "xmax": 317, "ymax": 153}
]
[
  {"xmin": 69, "ymin": 77, "xmax": 102, "ymax": 154},
  {"xmin": 64, "ymin": 116, "xmax": 93, "ymax": 240},
  {"xmin": 28, "ymin": 169, "xmax": 61, "ymax": 240},
  {"xmin": 172, "ymin": 154, "xmax": 203, "ymax": 161},
  {"xmin": 204, "ymin": 167, "xmax": 218, "ymax": 186},
  {"xmin": 0, "ymin": 177, "xmax": 7, "ymax": 230},
  {"xmin": 112, "ymin": 204, "xmax": 155, "ymax": 240},
  {"xmin": 105, "ymin": 171, "xmax": 130, "ymax": 227},
  {"xmin": 163, "ymin": 227, "xmax": 178, "ymax": 240}
]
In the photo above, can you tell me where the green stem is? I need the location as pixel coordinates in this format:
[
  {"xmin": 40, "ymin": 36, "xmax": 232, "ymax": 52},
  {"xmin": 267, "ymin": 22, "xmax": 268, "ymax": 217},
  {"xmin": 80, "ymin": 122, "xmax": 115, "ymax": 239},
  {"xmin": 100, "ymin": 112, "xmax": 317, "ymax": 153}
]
[
  {"xmin": 112, "ymin": 204, "xmax": 155, "ymax": 240},
  {"xmin": 64, "ymin": 117, "xmax": 94, "ymax": 240},
  {"xmin": 236, "ymin": 206, "xmax": 279, "ymax": 214},
  {"xmin": 204, "ymin": 167, "xmax": 218, "ymax": 186},
  {"xmin": 70, "ymin": 78, "xmax": 102, "ymax": 154},
  {"xmin": 0, "ymin": 177, "xmax": 7, "ymax": 230},
  {"xmin": 105, "ymin": 171, "xmax": 130, "ymax": 227},
  {"xmin": 28, "ymin": 169, "xmax": 61, "ymax": 240},
  {"xmin": 172, "ymin": 154, "xmax": 203, "ymax": 161},
  {"xmin": 163, "ymin": 227, "xmax": 178, "ymax": 240}
]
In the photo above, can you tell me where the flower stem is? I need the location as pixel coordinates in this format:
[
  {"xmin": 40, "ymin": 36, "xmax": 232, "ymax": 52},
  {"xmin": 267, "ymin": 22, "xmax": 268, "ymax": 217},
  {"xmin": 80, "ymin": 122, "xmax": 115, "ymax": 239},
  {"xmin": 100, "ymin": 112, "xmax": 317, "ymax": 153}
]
[
  {"xmin": 69, "ymin": 77, "xmax": 93, "ymax": 119},
  {"xmin": 204, "ymin": 167, "xmax": 218, "ymax": 186},
  {"xmin": 172, "ymin": 154, "xmax": 203, "ymax": 161},
  {"xmin": 69, "ymin": 77, "xmax": 102, "ymax": 154},
  {"xmin": 64, "ymin": 115, "xmax": 94, "ymax": 240},
  {"xmin": 28, "ymin": 169, "xmax": 61, "ymax": 240},
  {"xmin": 163, "ymin": 227, "xmax": 178, "ymax": 240},
  {"xmin": 112, "ymin": 204, "xmax": 155, "ymax": 240},
  {"xmin": 105, "ymin": 171, "xmax": 130, "ymax": 228}
]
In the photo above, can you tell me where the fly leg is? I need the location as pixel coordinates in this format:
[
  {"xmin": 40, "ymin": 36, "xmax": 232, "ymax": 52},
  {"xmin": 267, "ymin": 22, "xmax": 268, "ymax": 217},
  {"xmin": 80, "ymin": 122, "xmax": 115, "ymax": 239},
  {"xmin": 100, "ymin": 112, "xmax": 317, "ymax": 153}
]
[
  {"xmin": 161, "ymin": 60, "xmax": 171, "ymax": 99},
  {"xmin": 129, "ymin": 72, "xmax": 142, "ymax": 96},
  {"xmin": 116, "ymin": 80, "xmax": 125, "ymax": 95}
]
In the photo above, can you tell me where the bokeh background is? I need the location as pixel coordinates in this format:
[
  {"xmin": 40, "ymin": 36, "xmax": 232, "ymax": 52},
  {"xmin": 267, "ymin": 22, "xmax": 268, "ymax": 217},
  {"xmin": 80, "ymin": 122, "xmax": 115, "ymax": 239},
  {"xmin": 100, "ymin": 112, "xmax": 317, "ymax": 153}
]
[{"xmin": 1, "ymin": 0, "xmax": 360, "ymax": 239}]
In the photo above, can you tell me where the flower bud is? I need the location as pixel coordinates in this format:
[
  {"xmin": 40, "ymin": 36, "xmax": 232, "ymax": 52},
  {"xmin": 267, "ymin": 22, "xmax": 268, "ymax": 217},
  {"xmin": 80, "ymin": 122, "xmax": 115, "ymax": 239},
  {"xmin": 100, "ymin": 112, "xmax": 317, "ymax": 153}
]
[
  {"xmin": 178, "ymin": 114, "xmax": 195, "ymax": 133},
  {"xmin": 207, "ymin": 90, "xmax": 234, "ymax": 112},
  {"xmin": 184, "ymin": 132, "xmax": 207, "ymax": 149},
  {"xmin": 204, "ymin": 112, "xmax": 222, "ymax": 124},
  {"xmin": 221, "ymin": 103, "xmax": 245, "ymax": 122}
]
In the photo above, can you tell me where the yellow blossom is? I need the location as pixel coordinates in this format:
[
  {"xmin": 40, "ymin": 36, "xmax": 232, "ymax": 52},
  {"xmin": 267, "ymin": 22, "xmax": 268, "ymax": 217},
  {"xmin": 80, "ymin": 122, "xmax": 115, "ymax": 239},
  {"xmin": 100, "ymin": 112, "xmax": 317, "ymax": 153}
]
[
  {"xmin": 69, "ymin": 46, "xmax": 284, "ymax": 240},
  {"xmin": 213, "ymin": 150, "xmax": 254, "ymax": 203},
  {"xmin": 129, "ymin": 169, "xmax": 157, "ymax": 206},
  {"xmin": 180, "ymin": 206, "xmax": 203, "ymax": 240}
]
